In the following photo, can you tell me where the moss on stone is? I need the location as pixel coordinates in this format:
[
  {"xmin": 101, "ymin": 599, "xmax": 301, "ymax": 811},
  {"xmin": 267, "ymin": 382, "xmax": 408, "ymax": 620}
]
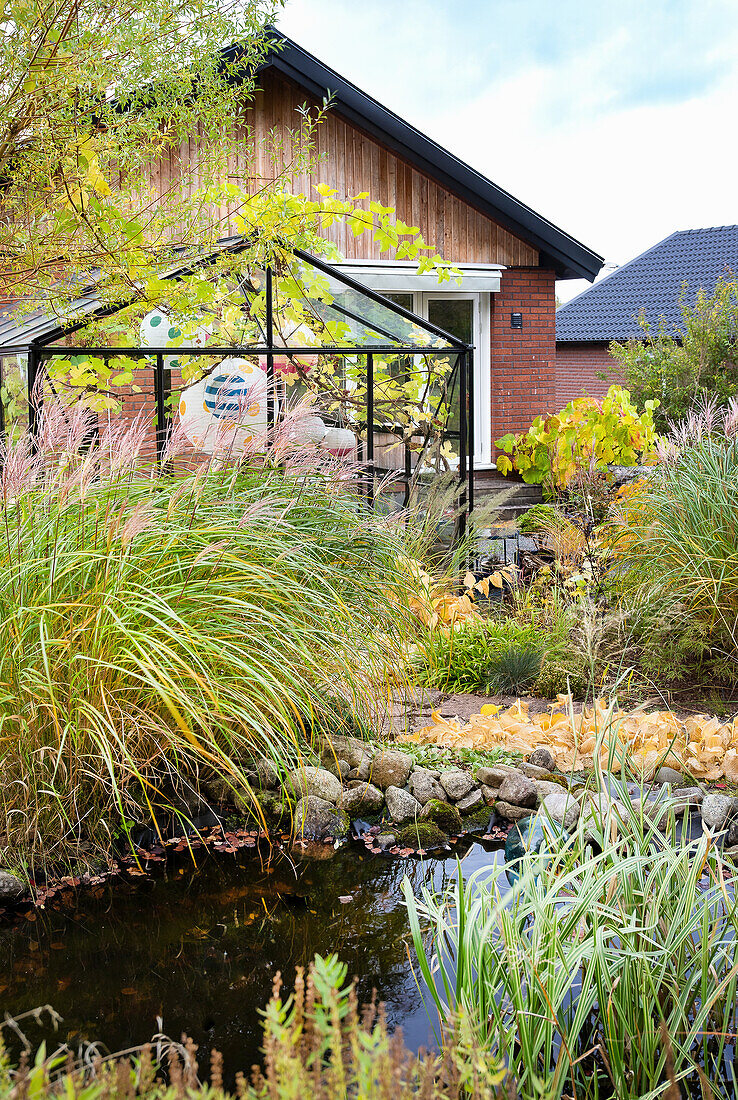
[
  {"xmin": 257, "ymin": 790, "xmax": 291, "ymax": 828},
  {"xmin": 419, "ymin": 799, "xmax": 463, "ymax": 834},
  {"xmin": 396, "ymin": 822, "xmax": 448, "ymax": 849},
  {"xmin": 535, "ymin": 772, "xmax": 568, "ymax": 788},
  {"xmin": 461, "ymin": 807, "xmax": 492, "ymax": 833}
]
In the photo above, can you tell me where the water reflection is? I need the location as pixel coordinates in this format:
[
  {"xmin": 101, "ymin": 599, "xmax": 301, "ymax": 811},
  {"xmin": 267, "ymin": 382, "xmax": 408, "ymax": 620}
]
[{"xmin": 0, "ymin": 841, "xmax": 506, "ymax": 1074}]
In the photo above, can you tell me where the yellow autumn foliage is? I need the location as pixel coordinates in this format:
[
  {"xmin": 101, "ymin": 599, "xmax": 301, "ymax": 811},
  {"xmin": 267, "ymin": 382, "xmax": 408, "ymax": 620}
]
[
  {"xmin": 398, "ymin": 556, "xmax": 513, "ymax": 633},
  {"xmin": 405, "ymin": 697, "xmax": 738, "ymax": 781}
]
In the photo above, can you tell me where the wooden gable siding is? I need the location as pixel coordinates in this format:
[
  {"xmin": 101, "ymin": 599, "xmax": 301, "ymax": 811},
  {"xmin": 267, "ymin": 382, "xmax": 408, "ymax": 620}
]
[
  {"xmin": 150, "ymin": 69, "xmax": 538, "ymax": 267},
  {"xmin": 249, "ymin": 71, "xmax": 538, "ymax": 265}
]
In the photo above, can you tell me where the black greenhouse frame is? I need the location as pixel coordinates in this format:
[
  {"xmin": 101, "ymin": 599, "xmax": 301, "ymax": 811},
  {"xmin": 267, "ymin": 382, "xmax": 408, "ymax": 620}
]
[{"xmin": 0, "ymin": 244, "xmax": 475, "ymax": 536}]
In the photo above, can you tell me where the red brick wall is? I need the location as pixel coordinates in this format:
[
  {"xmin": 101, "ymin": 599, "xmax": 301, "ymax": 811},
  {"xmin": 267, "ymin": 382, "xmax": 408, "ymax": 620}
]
[
  {"xmin": 490, "ymin": 267, "xmax": 557, "ymax": 445},
  {"xmin": 555, "ymin": 341, "xmax": 623, "ymax": 404}
]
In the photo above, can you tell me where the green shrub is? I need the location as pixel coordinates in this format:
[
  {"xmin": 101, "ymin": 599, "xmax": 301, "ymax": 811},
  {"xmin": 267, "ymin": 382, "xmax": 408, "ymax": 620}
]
[
  {"xmin": 414, "ymin": 618, "xmax": 545, "ymax": 695},
  {"xmin": 516, "ymin": 503, "xmax": 561, "ymax": 534},
  {"xmin": 533, "ymin": 660, "xmax": 589, "ymax": 700},
  {"xmin": 609, "ymin": 277, "xmax": 738, "ymax": 429},
  {"xmin": 495, "ymin": 386, "xmax": 659, "ymax": 496},
  {"xmin": 0, "ymin": 956, "xmax": 509, "ymax": 1100},
  {"xmin": 0, "ymin": 404, "xmax": 417, "ymax": 873}
]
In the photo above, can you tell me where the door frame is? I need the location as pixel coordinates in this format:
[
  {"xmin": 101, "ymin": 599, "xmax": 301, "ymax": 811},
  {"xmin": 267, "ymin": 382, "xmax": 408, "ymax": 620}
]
[{"xmin": 411, "ymin": 291, "xmax": 491, "ymax": 468}]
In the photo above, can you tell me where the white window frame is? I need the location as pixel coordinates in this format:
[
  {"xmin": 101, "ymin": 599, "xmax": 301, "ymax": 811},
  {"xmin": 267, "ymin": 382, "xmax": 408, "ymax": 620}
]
[
  {"xmin": 417, "ymin": 291, "xmax": 491, "ymax": 469},
  {"xmin": 332, "ymin": 262, "xmax": 499, "ymax": 468},
  {"xmin": 380, "ymin": 290, "xmax": 491, "ymax": 468}
]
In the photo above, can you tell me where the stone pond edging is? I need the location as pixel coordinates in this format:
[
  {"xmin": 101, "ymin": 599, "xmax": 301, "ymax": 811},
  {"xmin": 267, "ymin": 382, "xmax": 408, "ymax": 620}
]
[
  {"xmin": 258, "ymin": 735, "xmax": 738, "ymax": 856},
  {"xmin": 4, "ymin": 735, "xmax": 738, "ymax": 916}
]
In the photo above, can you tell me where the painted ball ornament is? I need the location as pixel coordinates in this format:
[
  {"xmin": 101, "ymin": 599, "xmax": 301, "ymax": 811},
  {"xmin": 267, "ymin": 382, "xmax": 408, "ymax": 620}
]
[
  {"xmin": 287, "ymin": 414, "xmax": 327, "ymax": 446},
  {"xmin": 178, "ymin": 358, "xmax": 275, "ymax": 454},
  {"xmin": 320, "ymin": 426, "xmax": 356, "ymax": 457},
  {"xmin": 139, "ymin": 309, "xmax": 211, "ymax": 371},
  {"xmin": 140, "ymin": 308, "xmax": 175, "ymax": 347}
]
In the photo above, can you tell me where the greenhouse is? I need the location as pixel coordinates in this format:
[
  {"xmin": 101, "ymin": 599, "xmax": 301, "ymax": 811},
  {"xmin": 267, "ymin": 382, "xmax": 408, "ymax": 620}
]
[{"xmin": 0, "ymin": 239, "xmax": 475, "ymax": 533}]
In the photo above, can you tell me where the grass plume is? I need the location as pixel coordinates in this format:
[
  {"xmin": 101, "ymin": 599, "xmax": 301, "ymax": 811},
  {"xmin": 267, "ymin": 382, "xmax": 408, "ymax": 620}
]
[{"xmin": 0, "ymin": 400, "xmax": 417, "ymax": 876}]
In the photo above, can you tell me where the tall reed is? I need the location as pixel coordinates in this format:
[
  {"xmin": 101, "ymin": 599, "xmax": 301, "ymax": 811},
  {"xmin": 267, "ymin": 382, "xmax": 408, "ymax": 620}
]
[
  {"xmin": 0, "ymin": 402, "xmax": 416, "ymax": 874},
  {"xmin": 405, "ymin": 739, "xmax": 738, "ymax": 1099}
]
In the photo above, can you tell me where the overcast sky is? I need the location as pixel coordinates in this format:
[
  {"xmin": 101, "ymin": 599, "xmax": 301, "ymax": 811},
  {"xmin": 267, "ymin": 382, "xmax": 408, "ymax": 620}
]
[{"xmin": 278, "ymin": 0, "xmax": 738, "ymax": 300}]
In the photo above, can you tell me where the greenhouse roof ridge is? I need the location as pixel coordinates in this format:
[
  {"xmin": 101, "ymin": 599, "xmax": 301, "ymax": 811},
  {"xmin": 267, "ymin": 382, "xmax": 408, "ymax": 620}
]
[{"xmin": 0, "ymin": 239, "xmax": 468, "ymax": 352}]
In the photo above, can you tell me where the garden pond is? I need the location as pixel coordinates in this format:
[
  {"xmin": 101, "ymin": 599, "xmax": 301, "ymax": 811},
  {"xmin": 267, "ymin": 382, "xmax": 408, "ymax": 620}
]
[{"xmin": 0, "ymin": 838, "xmax": 508, "ymax": 1077}]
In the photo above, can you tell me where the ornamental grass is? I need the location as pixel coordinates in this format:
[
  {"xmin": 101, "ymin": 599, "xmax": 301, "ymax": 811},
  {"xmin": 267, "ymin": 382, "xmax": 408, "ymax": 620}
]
[
  {"xmin": 0, "ymin": 401, "xmax": 416, "ymax": 875},
  {"xmin": 617, "ymin": 399, "xmax": 738, "ymax": 687},
  {"xmin": 404, "ymin": 741, "xmax": 738, "ymax": 1100}
]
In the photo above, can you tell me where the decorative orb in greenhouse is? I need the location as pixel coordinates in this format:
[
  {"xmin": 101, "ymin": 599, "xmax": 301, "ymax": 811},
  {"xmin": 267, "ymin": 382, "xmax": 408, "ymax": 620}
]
[
  {"xmin": 259, "ymin": 327, "xmax": 320, "ymax": 376},
  {"xmin": 288, "ymin": 414, "xmax": 327, "ymax": 446},
  {"xmin": 140, "ymin": 309, "xmax": 171, "ymax": 345},
  {"xmin": 178, "ymin": 358, "xmax": 274, "ymax": 454},
  {"xmin": 321, "ymin": 426, "xmax": 355, "ymax": 457},
  {"xmin": 140, "ymin": 310, "xmax": 211, "ymax": 371}
]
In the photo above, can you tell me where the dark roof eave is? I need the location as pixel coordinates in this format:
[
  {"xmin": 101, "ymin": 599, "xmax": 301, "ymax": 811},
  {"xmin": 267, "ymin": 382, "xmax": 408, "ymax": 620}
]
[
  {"xmin": 556, "ymin": 335, "xmax": 633, "ymax": 345},
  {"xmin": 234, "ymin": 32, "xmax": 603, "ymax": 281}
]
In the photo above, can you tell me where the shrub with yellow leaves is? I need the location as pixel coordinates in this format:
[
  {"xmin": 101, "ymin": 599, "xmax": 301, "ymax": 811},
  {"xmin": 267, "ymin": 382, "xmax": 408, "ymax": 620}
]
[
  {"xmin": 406, "ymin": 697, "xmax": 738, "ymax": 780},
  {"xmin": 398, "ymin": 556, "xmax": 513, "ymax": 633}
]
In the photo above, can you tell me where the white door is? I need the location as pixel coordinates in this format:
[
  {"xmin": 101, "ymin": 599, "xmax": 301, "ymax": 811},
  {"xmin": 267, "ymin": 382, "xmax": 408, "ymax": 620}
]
[{"xmin": 384, "ymin": 291, "xmax": 491, "ymax": 467}]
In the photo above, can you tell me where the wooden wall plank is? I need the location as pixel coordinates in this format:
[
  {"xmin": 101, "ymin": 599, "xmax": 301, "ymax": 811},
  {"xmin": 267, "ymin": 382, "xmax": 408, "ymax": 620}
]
[{"xmin": 145, "ymin": 70, "xmax": 539, "ymax": 267}]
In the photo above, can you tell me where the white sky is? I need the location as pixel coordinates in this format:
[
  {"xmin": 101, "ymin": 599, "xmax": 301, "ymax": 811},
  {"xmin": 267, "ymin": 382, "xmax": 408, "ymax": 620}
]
[{"xmin": 278, "ymin": 0, "xmax": 738, "ymax": 301}]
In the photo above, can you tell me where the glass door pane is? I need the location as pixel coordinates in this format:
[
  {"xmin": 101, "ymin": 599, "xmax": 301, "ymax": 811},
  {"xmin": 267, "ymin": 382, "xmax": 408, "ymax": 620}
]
[
  {"xmin": 426, "ymin": 298, "xmax": 473, "ymax": 457},
  {"xmin": 427, "ymin": 298, "xmax": 473, "ymax": 344},
  {"xmin": 372, "ymin": 292, "xmax": 415, "ymax": 477}
]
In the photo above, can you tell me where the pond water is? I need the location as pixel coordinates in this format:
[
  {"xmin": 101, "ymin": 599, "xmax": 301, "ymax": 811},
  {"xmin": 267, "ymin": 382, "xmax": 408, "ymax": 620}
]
[{"xmin": 0, "ymin": 839, "xmax": 508, "ymax": 1076}]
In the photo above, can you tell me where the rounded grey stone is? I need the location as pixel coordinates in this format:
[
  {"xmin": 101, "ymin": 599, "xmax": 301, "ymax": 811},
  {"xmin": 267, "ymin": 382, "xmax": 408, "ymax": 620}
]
[
  {"xmin": 581, "ymin": 794, "xmax": 629, "ymax": 839},
  {"xmin": 439, "ymin": 769, "xmax": 475, "ymax": 802},
  {"xmin": 293, "ymin": 796, "xmax": 349, "ymax": 840},
  {"xmin": 498, "ymin": 773, "xmax": 537, "ymax": 808},
  {"xmin": 354, "ymin": 755, "xmax": 373, "ymax": 781},
  {"xmin": 408, "ymin": 767, "xmax": 446, "ymax": 805},
  {"xmin": 671, "ymin": 787, "xmax": 704, "ymax": 803},
  {"xmin": 455, "ymin": 788, "xmax": 484, "ymax": 815},
  {"xmin": 255, "ymin": 758, "xmax": 280, "ymax": 789},
  {"xmin": 339, "ymin": 782, "xmax": 384, "ymax": 815},
  {"xmin": 370, "ymin": 750, "xmax": 413, "ymax": 790},
  {"xmin": 521, "ymin": 762, "xmax": 552, "ymax": 780},
  {"xmin": 542, "ymin": 791, "xmax": 580, "ymax": 830},
  {"xmin": 0, "ymin": 870, "xmax": 25, "ymax": 903},
  {"xmin": 495, "ymin": 800, "xmax": 534, "ymax": 822},
  {"xmin": 534, "ymin": 780, "xmax": 563, "ymax": 802},
  {"xmin": 385, "ymin": 785, "xmax": 420, "ymax": 824},
  {"xmin": 476, "ymin": 764, "xmax": 519, "ymax": 788},
  {"xmin": 701, "ymin": 793, "xmax": 738, "ymax": 831},
  {"xmin": 529, "ymin": 747, "xmax": 556, "ymax": 771},
  {"xmin": 287, "ymin": 766, "xmax": 342, "ymax": 804},
  {"xmin": 324, "ymin": 735, "xmax": 371, "ymax": 768},
  {"xmin": 653, "ymin": 766, "xmax": 684, "ymax": 786}
]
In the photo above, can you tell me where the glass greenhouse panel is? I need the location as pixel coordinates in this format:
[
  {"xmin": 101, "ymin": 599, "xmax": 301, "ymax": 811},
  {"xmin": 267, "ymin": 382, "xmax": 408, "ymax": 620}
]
[{"xmin": 0, "ymin": 353, "xmax": 29, "ymax": 439}]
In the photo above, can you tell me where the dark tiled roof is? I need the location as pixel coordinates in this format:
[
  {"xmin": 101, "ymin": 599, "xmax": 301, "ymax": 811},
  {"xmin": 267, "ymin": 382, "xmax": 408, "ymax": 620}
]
[{"xmin": 556, "ymin": 226, "xmax": 738, "ymax": 342}]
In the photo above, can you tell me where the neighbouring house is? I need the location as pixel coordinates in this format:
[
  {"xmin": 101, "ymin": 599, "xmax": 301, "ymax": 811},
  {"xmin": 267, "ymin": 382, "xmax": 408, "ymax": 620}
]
[
  {"xmin": 555, "ymin": 225, "xmax": 738, "ymax": 405},
  {"xmin": 148, "ymin": 31, "xmax": 603, "ymax": 470}
]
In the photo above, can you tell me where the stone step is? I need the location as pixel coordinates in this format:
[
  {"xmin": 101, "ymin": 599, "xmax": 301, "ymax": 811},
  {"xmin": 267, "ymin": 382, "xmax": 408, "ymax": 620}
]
[
  {"xmin": 477, "ymin": 479, "xmax": 542, "ymax": 494},
  {"xmin": 474, "ymin": 476, "xmax": 543, "ymax": 524}
]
